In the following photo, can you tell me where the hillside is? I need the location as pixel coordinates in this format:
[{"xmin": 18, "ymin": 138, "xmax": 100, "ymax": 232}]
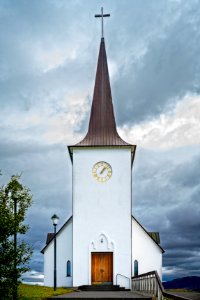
[{"xmin": 163, "ymin": 276, "xmax": 200, "ymax": 291}]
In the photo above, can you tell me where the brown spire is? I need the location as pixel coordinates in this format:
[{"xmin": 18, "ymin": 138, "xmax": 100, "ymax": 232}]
[{"xmin": 75, "ymin": 38, "xmax": 129, "ymax": 146}]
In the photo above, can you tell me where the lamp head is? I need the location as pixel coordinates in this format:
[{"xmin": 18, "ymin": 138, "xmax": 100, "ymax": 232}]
[{"xmin": 51, "ymin": 214, "xmax": 59, "ymax": 226}]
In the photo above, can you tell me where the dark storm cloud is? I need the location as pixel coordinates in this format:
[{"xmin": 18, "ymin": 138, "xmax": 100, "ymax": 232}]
[
  {"xmin": 170, "ymin": 156, "xmax": 200, "ymax": 188},
  {"xmin": 0, "ymin": 139, "xmax": 72, "ymax": 273},
  {"xmin": 0, "ymin": 0, "xmax": 98, "ymax": 116},
  {"xmin": 2, "ymin": 0, "xmax": 200, "ymax": 128},
  {"xmin": 111, "ymin": 1, "xmax": 200, "ymax": 125},
  {"xmin": 0, "ymin": 139, "xmax": 60, "ymax": 157},
  {"xmin": 133, "ymin": 147, "xmax": 200, "ymax": 280}
]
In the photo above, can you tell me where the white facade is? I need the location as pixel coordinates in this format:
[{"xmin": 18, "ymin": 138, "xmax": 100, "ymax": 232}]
[
  {"xmin": 42, "ymin": 148, "xmax": 164, "ymax": 288},
  {"xmin": 132, "ymin": 217, "xmax": 163, "ymax": 278},
  {"xmin": 72, "ymin": 147, "xmax": 132, "ymax": 288},
  {"xmin": 43, "ymin": 218, "xmax": 73, "ymax": 287}
]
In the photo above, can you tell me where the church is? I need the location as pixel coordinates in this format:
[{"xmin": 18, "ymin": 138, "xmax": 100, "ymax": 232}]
[{"xmin": 41, "ymin": 14, "xmax": 164, "ymax": 289}]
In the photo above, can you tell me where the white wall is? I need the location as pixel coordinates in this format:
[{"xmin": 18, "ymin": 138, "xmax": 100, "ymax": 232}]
[
  {"xmin": 44, "ymin": 238, "xmax": 54, "ymax": 287},
  {"xmin": 132, "ymin": 218, "xmax": 162, "ymax": 279},
  {"xmin": 72, "ymin": 147, "xmax": 132, "ymax": 288},
  {"xmin": 44, "ymin": 218, "xmax": 73, "ymax": 287}
]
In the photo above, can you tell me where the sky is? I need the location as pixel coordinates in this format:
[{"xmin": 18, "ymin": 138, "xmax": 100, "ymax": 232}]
[{"xmin": 0, "ymin": 0, "xmax": 200, "ymax": 283}]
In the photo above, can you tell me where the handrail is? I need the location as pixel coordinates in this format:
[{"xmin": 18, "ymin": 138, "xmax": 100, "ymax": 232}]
[
  {"xmin": 132, "ymin": 270, "xmax": 164, "ymax": 293},
  {"xmin": 116, "ymin": 273, "xmax": 131, "ymax": 289},
  {"xmin": 132, "ymin": 270, "xmax": 191, "ymax": 300}
]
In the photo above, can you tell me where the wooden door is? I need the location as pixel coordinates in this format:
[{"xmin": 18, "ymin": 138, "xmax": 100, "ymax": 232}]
[{"xmin": 91, "ymin": 252, "xmax": 113, "ymax": 284}]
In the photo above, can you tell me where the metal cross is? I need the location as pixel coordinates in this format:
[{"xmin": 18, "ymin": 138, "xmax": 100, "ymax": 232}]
[{"xmin": 95, "ymin": 7, "xmax": 110, "ymax": 38}]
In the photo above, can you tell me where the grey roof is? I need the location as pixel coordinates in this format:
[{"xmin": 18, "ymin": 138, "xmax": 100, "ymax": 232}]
[
  {"xmin": 149, "ymin": 232, "xmax": 160, "ymax": 244},
  {"xmin": 46, "ymin": 233, "xmax": 55, "ymax": 245}
]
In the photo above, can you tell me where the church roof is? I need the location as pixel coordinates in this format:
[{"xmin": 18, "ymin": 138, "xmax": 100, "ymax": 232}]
[
  {"xmin": 46, "ymin": 233, "xmax": 55, "ymax": 245},
  {"xmin": 70, "ymin": 37, "xmax": 135, "ymax": 148},
  {"xmin": 149, "ymin": 232, "xmax": 160, "ymax": 244}
]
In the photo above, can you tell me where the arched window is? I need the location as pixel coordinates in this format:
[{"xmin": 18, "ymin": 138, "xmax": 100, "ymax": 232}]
[
  {"xmin": 67, "ymin": 260, "xmax": 71, "ymax": 277},
  {"xmin": 134, "ymin": 260, "xmax": 138, "ymax": 277}
]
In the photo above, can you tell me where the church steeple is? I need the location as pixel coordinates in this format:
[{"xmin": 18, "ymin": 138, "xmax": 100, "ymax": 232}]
[
  {"xmin": 69, "ymin": 10, "xmax": 136, "ymax": 163},
  {"xmin": 75, "ymin": 37, "xmax": 130, "ymax": 146}
]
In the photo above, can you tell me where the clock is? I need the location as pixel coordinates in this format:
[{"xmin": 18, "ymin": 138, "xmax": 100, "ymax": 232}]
[{"xmin": 92, "ymin": 161, "xmax": 112, "ymax": 183}]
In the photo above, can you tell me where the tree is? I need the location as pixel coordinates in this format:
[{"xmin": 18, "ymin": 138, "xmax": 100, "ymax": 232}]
[{"xmin": 0, "ymin": 173, "xmax": 33, "ymax": 299}]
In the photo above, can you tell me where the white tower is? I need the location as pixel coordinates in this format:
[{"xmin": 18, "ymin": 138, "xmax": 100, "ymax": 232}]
[{"xmin": 68, "ymin": 37, "xmax": 136, "ymax": 287}]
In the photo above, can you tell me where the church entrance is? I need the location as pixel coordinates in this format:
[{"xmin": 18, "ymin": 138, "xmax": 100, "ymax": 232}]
[{"xmin": 91, "ymin": 252, "xmax": 113, "ymax": 284}]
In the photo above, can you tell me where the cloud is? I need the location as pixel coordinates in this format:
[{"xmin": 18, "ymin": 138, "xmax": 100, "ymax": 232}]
[
  {"xmin": 132, "ymin": 146, "xmax": 200, "ymax": 280},
  {"xmin": 118, "ymin": 93, "xmax": 200, "ymax": 149},
  {"xmin": 0, "ymin": 90, "xmax": 91, "ymax": 147},
  {"xmin": 21, "ymin": 270, "xmax": 44, "ymax": 285},
  {"xmin": 111, "ymin": 0, "xmax": 200, "ymax": 125},
  {"xmin": 0, "ymin": 143, "xmax": 73, "ymax": 274}
]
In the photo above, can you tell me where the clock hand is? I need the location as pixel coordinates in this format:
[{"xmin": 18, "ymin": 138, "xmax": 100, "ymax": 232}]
[{"xmin": 100, "ymin": 167, "xmax": 106, "ymax": 174}]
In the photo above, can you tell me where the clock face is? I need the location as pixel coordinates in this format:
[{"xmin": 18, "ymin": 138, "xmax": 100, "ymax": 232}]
[{"xmin": 92, "ymin": 161, "xmax": 112, "ymax": 183}]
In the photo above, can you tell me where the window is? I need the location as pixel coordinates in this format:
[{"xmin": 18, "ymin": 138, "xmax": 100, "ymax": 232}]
[
  {"xmin": 134, "ymin": 260, "xmax": 138, "ymax": 277},
  {"xmin": 66, "ymin": 260, "xmax": 71, "ymax": 277}
]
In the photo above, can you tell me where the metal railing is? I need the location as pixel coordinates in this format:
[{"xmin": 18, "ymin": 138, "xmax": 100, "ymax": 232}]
[
  {"xmin": 132, "ymin": 271, "xmax": 191, "ymax": 300},
  {"xmin": 116, "ymin": 273, "xmax": 131, "ymax": 289}
]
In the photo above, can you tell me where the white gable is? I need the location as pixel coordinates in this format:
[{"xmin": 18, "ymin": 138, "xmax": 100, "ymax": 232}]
[
  {"xmin": 132, "ymin": 217, "xmax": 163, "ymax": 279},
  {"xmin": 43, "ymin": 217, "xmax": 73, "ymax": 287}
]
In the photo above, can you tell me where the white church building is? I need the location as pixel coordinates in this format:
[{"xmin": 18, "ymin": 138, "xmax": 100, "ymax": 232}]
[{"xmin": 41, "ymin": 34, "xmax": 164, "ymax": 289}]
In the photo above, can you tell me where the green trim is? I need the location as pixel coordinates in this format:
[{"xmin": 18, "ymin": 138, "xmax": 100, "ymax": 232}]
[{"xmin": 148, "ymin": 232, "xmax": 160, "ymax": 244}]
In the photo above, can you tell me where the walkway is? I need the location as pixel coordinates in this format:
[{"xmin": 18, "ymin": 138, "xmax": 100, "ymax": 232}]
[{"xmin": 50, "ymin": 290, "xmax": 152, "ymax": 299}]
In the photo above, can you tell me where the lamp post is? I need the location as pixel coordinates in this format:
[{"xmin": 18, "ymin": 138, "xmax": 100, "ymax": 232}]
[{"xmin": 51, "ymin": 214, "xmax": 59, "ymax": 291}]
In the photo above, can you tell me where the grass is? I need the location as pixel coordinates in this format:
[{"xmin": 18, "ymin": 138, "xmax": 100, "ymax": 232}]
[
  {"xmin": 165, "ymin": 288, "xmax": 193, "ymax": 293},
  {"xmin": 18, "ymin": 284, "xmax": 74, "ymax": 299},
  {"xmin": 163, "ymin": 289, "xmax": 195, "ymax": 300}
]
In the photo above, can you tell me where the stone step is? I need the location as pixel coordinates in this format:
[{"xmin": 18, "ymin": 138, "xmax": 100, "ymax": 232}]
[{"xmin": 78, "ymin": 284, "xmax": 130, "ymax": 291}]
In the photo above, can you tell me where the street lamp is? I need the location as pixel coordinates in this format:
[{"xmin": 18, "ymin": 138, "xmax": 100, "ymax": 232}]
[{"xmin": 51, "ymin": 214, "xmax": 59, "ymax": 291}]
